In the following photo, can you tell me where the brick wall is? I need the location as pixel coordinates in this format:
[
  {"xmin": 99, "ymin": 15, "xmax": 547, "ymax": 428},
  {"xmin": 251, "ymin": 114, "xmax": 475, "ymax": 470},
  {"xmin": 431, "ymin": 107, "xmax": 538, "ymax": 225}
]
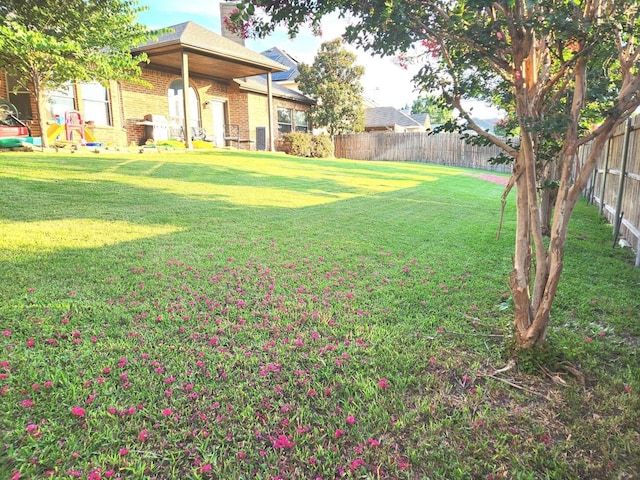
[
  {"xmin": 121, "ymin": 68, "xmax": 231, "ymax": 146},
  {"xmin": 243, "ymin": 90, "xmax": 311, "ymax": 151},
  {"xmin": 272, "ymin": 98, "xmax": 311, "ymax": 152},
  {"xmin": 0, "ymin": 76, "xmax": 7, "ymax": 99},
  {"xmin": 227, "ymin": 83, "xmax": 250, "ymax": 142},
  {"xmin": 2, "ymin": 68, "xmax": 311, "ymax": 150},
  {"xmin": 1, "ymin": 73, "xmax": 38, "ymax": 138},
  {"xmin": 248, "ymin": 93, "xmax": 270, "ymax": 148}
]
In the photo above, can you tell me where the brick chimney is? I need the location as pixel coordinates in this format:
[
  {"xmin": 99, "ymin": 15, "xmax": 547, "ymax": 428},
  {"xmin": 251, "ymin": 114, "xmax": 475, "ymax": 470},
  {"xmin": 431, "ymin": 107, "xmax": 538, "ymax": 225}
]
[{"xmin": 220, "ymin": 1, "xmax": 245, "ymax": 46}]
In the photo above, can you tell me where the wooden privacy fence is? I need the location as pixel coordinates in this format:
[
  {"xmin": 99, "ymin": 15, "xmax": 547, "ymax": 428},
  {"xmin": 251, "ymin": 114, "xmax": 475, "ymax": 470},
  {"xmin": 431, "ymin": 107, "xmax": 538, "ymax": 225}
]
[
  {"xmin": 335, "ymin": 128, "xmax": 639, "ymax": 265},
  {"xmin": 581, "ymin": 116, "xmax": 640, "ymax": 267},
  {"xmin": 334, "ymin": 131, "xmax": 512, "ymax": 173}
]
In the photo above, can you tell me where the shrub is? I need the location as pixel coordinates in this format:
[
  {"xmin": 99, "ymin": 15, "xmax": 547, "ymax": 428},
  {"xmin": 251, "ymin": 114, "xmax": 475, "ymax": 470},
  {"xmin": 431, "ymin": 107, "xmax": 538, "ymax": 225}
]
[
  {"xmin": 311, "ymin": 135, "xmax": 333, "ymax": 158},
  {"xmin": 281, "ymin": 132, "xmax": 311, "ymax": 157},
  {"xmin": 280, "ymin": 133, "xmax": 334, "ymax": 158}
]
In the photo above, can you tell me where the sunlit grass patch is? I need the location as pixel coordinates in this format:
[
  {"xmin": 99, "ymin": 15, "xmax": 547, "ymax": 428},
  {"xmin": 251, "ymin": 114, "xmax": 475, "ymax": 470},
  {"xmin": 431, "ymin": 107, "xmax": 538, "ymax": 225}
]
[
  {"xmin": 0, "ymin": 151, "xmax": 445, "ymax": 208},
  {"xmin": 0, "ymin": 219, "xmax": 183, "ymax": 255}
]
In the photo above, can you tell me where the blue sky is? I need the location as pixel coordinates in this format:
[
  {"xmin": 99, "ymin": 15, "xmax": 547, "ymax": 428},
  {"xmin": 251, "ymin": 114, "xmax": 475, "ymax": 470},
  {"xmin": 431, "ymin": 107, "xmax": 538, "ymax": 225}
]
[{"xmin": 135, "ymin": 0, "xmax": 422, "ymax": 109}]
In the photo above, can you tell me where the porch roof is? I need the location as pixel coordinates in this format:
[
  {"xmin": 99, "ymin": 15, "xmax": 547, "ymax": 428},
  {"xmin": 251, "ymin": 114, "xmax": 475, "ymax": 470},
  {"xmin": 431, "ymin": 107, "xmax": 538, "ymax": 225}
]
[
  {"xmin": 237, "ymin": 76, "xmax": 315, "ymax": 105},
  {"xmin": 132, "ymin": 22, "xmax": 288, "ymax": 79}
]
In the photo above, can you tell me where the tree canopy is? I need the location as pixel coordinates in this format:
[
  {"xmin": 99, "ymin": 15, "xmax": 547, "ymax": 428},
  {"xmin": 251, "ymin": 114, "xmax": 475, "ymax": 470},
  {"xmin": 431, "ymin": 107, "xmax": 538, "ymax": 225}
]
[
  {"xmin": 0, "ymin": 0, "xmax": 156, "ymax": 147},
  {"xmin": 232, "ymin": 0, "xmax": 640, "ymax": 350},
  {"xmin": 297, "ymin": 38, "xmax": 365, "ymax": 136},
  {"xmin": 410, "ymin": 95, "xmax": 453, "ymax": 125}
]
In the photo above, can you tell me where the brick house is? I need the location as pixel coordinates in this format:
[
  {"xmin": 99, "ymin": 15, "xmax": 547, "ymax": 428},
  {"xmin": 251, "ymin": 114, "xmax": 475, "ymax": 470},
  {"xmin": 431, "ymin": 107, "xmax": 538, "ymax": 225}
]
[{"xmin": 0, "ymin": 21, "xmax": 314, "ymax": 150}]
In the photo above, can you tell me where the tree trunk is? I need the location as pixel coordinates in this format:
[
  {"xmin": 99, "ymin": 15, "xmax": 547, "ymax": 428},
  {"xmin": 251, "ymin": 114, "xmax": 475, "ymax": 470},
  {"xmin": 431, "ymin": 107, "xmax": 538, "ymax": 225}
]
[
  {"xmin": 37, "ymin": 94, "xmax": 50, "ymax": 149},
  {"xmin": 511, "ymin": 137, "xmax": 609, "ymax": 349},
  {"xmin": 539, "ymin": 160, "xmax": 558, "ymax": 237},
  {"xmin": 31, "ymin": 75, "xmax": 50, "ymax": 149}
]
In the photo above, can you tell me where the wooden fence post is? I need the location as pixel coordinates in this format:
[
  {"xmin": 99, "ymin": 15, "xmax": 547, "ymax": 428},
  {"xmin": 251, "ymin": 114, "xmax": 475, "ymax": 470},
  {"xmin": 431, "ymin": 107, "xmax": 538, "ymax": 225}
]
[
  {"xmin": 612, "ymin": 117, "xmax": 631, "ymax": 243},
  {"xmin": 598, "ymin": 137, "xmax": 612, "ymax": 216}
]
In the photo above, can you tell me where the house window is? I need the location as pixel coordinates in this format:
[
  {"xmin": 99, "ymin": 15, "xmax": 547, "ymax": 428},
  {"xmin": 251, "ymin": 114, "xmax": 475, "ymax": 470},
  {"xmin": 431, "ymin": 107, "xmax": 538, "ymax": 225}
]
[
  {"xmin": 81, "ymin": 82, "xmax": 111, "ymax": 126},
  {"xmin": 7, "ymin": 75, "xmax": 32, "ymax": 120},
  {"xmin": 168, "ymin": 79, "xmax": 200, "ymax": 138},
  {"xmin": 278, "ymin": 108, "xmax": 292, "ymax": 135},
  {"xmin": 46, "ymin": 84, "xmax": 76, "ymax": 121},
  {"xmin": 295, "ymin": 110, "xmax": 308, "ymax": 132}
]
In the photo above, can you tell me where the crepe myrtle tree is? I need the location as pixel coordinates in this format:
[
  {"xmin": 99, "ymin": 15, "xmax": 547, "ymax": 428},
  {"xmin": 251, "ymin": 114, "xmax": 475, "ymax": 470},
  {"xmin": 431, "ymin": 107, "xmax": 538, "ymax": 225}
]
[
  {"xmin": 0, "ymin": 0, "xmax": 157, "ymax": 148},
  {"xmin": 232, "ymin": 0, "xmax": 640, "ymax": 350},
  {"xmin": 485, "ymin": 50, "xmax": 618, "ymax": 239}
]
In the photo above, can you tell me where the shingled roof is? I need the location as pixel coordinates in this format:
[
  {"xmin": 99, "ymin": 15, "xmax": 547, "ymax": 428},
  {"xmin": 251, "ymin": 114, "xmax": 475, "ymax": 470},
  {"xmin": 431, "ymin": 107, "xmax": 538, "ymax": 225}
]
[
  {"xmin": 260, "ymin": 47, "xmax": 300, "ymax": 82},
  {"xmin": 364, "ymin": 107, "xmax": 425, "ymax": 130},
  {"xmin": 236, "ymin": 76, "xmax": 314, "ymax": 104},
  {"xmin": 133, "ymin": 22, "xmax": 287, "ymax": 79}
]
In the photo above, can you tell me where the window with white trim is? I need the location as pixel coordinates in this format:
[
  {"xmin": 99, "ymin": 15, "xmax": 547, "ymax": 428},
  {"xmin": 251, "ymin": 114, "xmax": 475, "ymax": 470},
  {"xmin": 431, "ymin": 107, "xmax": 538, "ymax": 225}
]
[
  {"xmin": 294, "ymin": 110, "xmax": 308, "ymax": 132},
  {"xmin": 277, "ymin": 108, "xmax": 292, "ymax": 136},
  {"xmin": 168, "ymin": 79, "xmax": 200, "ymax": 137},
  {"xmin": 81, "ymin": 82, "xmax": 111, "ymax": 126},
  {"xmin": 46, "ymin": 84, "xmax": 75, "ymax": 121}
]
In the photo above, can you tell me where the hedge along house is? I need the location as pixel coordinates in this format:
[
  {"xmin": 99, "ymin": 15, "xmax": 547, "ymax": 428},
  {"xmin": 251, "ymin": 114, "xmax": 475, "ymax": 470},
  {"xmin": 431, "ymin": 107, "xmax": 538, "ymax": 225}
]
[{"xmin": 0, "ymin": 20, "xmax": 314, "ymax": 150}]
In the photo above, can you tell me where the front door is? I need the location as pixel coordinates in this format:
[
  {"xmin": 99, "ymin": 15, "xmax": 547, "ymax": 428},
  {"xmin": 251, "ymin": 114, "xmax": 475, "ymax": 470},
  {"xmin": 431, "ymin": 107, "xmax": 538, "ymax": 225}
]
[{"xmin": 211, "ymin": 100, "xmax": 226, "ymax": 147}]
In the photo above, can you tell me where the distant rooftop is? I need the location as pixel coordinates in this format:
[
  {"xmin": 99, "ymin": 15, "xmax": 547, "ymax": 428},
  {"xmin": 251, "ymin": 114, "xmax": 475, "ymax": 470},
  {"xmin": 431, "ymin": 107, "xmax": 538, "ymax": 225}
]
[
  {"xmin": 410, "ymin": 113, "xmax": 430, "ymax": 127},
  {"xmin": 365, "ymin": 106, "xmax": 424, "ymax": 129},
  {"xmin": 261, "ymin": 47, "xmax": 300, "ymax": 82}
]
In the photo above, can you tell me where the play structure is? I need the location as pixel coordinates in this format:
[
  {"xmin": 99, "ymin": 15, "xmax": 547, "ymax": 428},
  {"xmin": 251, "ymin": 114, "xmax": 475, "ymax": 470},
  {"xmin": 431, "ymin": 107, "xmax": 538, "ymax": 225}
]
[
  {"xmin": 0, "ymin": 99, "xmax": 31, "ymax": 148},
  {"xmin": 46, "ymin": 110, "xmax": 99, "ymax": 146},
  {"xmin": 0, "ymin": 99, "xmax": 101, "ymax": 148}
]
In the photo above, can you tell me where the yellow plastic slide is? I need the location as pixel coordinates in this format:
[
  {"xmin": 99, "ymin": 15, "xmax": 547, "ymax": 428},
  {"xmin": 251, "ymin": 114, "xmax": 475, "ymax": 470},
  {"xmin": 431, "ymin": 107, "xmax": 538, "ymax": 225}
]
[
  {"xmin": 46, "ymin": 124, "xmax": 98, "ymax": 144},
  {"xmin": 46, "ymin": 124, "xmax": 65, "ymax": 144},
  {"xmin": 83, "ymin": 127, "xmax": 97, "ymax": 142}
]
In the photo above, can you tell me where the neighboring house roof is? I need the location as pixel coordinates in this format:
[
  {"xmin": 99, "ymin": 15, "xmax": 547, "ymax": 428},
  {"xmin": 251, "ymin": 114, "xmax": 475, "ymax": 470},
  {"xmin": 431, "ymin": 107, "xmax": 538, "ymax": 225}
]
[
  {"xmin": 132, "ymin": 22, "xmax": 287, "ymax": 79},
  {"xmin": 410, "ymin": 113, "xmax": 430, "ymax": 127},
  {"xmin": 260, "ymin": 47, "xmax": 300, "ymax": 82},
  {"xmin": 472, "ymin": 117, "xmax": 498, "ymax": 133},
  {"xmin": 362, "ymin": 96, "xmax": 379, "ymax": 109},
  {"xmin": 365, "ymin": 106, "xmax": 425, "ymax": 130},
  {"xmin": 236, "ymin": 76, "xmax": 314, "ymax": 105}
]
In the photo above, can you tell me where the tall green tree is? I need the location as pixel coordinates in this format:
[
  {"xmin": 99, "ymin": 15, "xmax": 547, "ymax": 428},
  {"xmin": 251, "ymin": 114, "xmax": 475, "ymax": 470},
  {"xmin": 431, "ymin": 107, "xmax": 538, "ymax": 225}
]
[
  {"xmin": 232, "ymin": 0, "xmax": 640, "ymax": 350},
  {"xmin": 0, "ymin": 0, "xmax": 156, "ymax": 148},
  {"xmin": 297, "ymin": 38, "xmax": 365, "ymax": 136},
  {"xmin": 410, "ymin": 95, "xmax": 452, "ymax": 124}
]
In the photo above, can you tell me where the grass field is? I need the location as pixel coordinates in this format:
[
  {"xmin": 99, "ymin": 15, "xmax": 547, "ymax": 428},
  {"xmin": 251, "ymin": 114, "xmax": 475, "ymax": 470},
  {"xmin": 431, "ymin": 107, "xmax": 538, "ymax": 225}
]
[{"xmin": 1, "ymin": 149, "xmax": 638, "ymax": 479}]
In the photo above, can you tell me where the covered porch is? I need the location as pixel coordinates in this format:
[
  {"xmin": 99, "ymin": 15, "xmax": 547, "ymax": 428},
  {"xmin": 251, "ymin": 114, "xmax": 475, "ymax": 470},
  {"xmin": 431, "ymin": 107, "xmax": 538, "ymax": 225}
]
[{"xmin": 132, "ymin": 22, "xmax": 287, "ymax": 150}]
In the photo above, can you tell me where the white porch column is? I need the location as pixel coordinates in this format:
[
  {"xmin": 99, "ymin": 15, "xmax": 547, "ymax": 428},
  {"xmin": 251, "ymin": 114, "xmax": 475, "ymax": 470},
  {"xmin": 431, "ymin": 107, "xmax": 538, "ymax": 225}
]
[
  {"xmin": 267, "ymin": 72, "xmax": 275, "ymax": 152},
  {"xmin": 181, "ymin": 51, "xmax": 193, "ymax": 150}
]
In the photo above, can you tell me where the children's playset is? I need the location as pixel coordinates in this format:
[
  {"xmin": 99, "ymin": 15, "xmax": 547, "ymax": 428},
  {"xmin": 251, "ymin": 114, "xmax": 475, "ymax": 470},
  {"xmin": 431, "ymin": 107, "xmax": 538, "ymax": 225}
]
[
  {"xmin": 0, "ymin": 98, "xmax": 102, "ymax": 149},
  {"xmin": 46, "ymin": 110, "xmax": 101, "ymax": 147},
  {"xmin": 0, "ymin": 99, "xmax": 30, "ymax": 148}
]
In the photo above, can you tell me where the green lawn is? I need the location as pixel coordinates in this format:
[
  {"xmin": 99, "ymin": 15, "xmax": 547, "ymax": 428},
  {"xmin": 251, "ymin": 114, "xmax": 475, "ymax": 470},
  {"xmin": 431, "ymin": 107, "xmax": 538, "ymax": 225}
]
[{"xmin": 1, "ymin": 149, "xmax": 638, "ymax": 479}]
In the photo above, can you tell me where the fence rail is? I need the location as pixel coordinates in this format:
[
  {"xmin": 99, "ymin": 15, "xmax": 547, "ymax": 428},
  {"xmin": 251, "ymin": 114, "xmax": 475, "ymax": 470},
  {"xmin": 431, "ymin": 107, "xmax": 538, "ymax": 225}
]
[
  {"xmin": 334, "ymin": 132, "xmax": 511, "ymax": 173},
  {"xmin": 581, "ymin": 116, "xmax": 640, "ymax": 266}
]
